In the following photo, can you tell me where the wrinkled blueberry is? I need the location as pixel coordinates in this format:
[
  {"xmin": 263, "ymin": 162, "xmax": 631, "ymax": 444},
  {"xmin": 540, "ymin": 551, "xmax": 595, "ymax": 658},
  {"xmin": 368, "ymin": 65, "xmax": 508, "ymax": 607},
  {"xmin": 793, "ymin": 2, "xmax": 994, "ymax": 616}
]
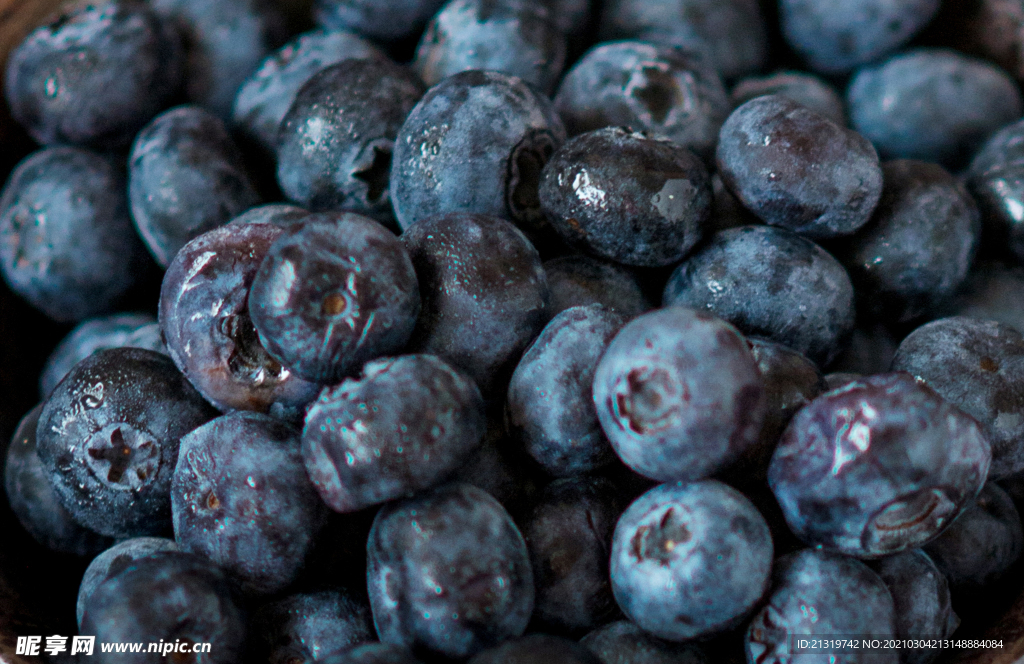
[
  {"xmin": 76, "ymin": 537, "xmax": 179, "ymax": 629},
  {"xmin": 253, "ymin": 589, "xmax": 374, "ymax": 664},
  {"xmin": 543, "ymin": 256, "xmax": 650, "ymax": 320},
  {"xmin": 581, "ymin": 620, "xmax": 707, "ymax": 664},
  {"xmin": 968, "ymin": 118, "xmax": 1024, "ymax": 264},
  {"xmin": 314, "ymin": 0, "xmax": 447, "ymax": 42},
  {"xmin": 730, "ymin": 71, "xmax": 846, "ymax": 126},
  {"xmin": 467, "ymin": 634, "xmax": 602, "ymax": 664}
]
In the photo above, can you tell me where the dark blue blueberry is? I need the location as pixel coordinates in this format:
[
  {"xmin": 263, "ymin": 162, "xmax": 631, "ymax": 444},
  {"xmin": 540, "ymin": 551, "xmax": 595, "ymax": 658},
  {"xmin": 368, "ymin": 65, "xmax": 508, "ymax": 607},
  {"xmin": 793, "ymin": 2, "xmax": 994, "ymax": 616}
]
[
  {"xmin": 716, "ymin": 95, "xmax": 883, "ymax": 239},
  {"xmin": 233, "ymin": 28, "xmax": 385, "ymax": 155},
  {"xmin": 947, "ymin": 261, "xmax": 1024, "ymax": 333},
  {"xmin": 779, "ymin": 0, "xmax": 940, "ymax": 74},
  {"xmin": 768, "ymin": 373, "xmax": 991, "ymax": 557},
  {"xmin": 249, "ymin": 213, "xmax": 421, "ymax": 384},
  {"xmin": 847, "ymin": 49, "xmax": 1023, "ymax": 168},
  {"xmin": 745, "ymin": 550, "xmax": 897, "ymax": 664},
  {"xmin": 320, "ymin": 643, "xmax": 422, "ymax": 664},
  {"xmin": 302, "ymin": 354, "xmax": 486, "ymax": 512},
  {"xmin": 597, "ymin": 0, "xmax": 768, "ymax": 80},
  {"xmin": 593, "ymin": 306, "xmax": 765, "ymax": 483},
  {"xmin": 730, "ymin": 71, "xmax": 846, "ymax": 126},
  {"xmin": 581, "ymin": 620, "xmax": 708, "ymax": 664},
  {"xmin": 968, "ymin": 118, "xmax": 1024, "ymax": 264},
  {"xmin": 467, "ymin": 634, "xmax": 602, "ymax": 664},
  {"xmin": 662, "ymin": 226, "xmax": 856, "ymax": 367},
  {"xmin": 892, "ymin": 317, "xmax": 1024, "ymax": 479},
  {"xmin": 36, "ymin": 348, "xmax": 218, "ymax": 538},
  {"xmin": 40, "ymin": 312, "xmax": 166, "ymax": 399},
  {"xmin": 172, "ymin": 412, "xmax": 328, "ymax": 596},
  {"xmin": 507, "ymin": 305, "xmax": 625, "ymax": 477},
  {"xmin": 160, "ymin": 220, "xmax": 321, "ymax": 414},
  {"xmin": 3, "ymin": 1, "xmax": 182, "ymax": 149},
  {"xmin": 543, "ymin": 256, "xmax": 651, "ymax": 320},
  {"xmin": 554, "ymin": 41, "xmax": 729, "ymax": 160},
  {"xmin": 4, "ymin": 404, "xmax": 113, "ymax": 557},
  {"xmin": 390, "ymin": 70, "xmax": 566, "ymax": 237},
  {"xmin": 834, "ymin": 160, "xmax": 980, "ymax": 324},
  {"xmin": 0, "ymin": 147, "xmax": 149, "ymax": 323},
  {"xmin": 129, "ymin": 105, "xmax": 261, "ymax": 268},
  {"xmin": 76, "ymin": 537, "xmax": 179, "ymax": 629},
  {"xmin": 401, "ymin": 213, "xmax": 548, "ymax": 397},
  {"xmin": 610, "ymin": 480, "xmax": 773, "ymax": 640},
  {"xmin": 228, "ymin": 203, "xmax": 310, "ymax": 228},
  {"xmin": 539, "ymin": 127, "xmax": 712, "ymax": 268},
  {"xmin": 413, "ymin": 0, "xmax": 567, "ymax": 94},
  {"xmin": 314, "ymin": 0, "xmax": 447, "ymax": 42},
  {"xmin": 81, "ymin": 551, "xmax": 246, "ymax": 664},
  {"xmin": 253, "ymin": 590, "xmax": 374, "ymax": 663},
  {"xmin": 367, "ymin": 483, "xmax": 534, "ymax": 659},
  {"xmin": 276, "ymin": 59, "xmax": 425, "ymax": 226}
]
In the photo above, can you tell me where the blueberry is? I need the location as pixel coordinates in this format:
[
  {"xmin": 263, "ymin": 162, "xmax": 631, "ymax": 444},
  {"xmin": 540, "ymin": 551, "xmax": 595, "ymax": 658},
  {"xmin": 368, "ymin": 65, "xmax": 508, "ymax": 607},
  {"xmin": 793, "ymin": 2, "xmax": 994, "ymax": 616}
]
[
  {"xmin": 539, "ymin": 127, "xmax": 712, "ymax": 267},
  {"xmin": 779, "ymin": 0, "xmax": 940, "ymax": 74},
  {"xmin": 233, "ymin": 28, "xmax": 385, "ymax": 155},
  {"xmin": 4, "ymin": 404, "xmax": 113, "ymax": 558},
  {"xmin": 3, "ymin": 1, "xmax": 182, "ymax": 149},
  {"xmin": 253, "ymin": 590, "xmax": 374, "ymax": 664},
  {"xmin": 730, "ymin": 71, "xmax": 846, "ymax": 126},
  {"xmin": 160, "ymin": 220, "xmax": 321, "ymax": 415},
  {"xmin": 276, "ymin": 59, "xmax": 425, "ymax": 225},
  {"xmin": 0, "ymin": 147, "xmax": 150, "ymax": 323},
  {"xmin": 716, "ymin": 95, "xmax": 883, "ymax": 239},
  {"xmin": 314, "ymin": 0, "xmax": 447, "ymax": 42},
  {"xmin": 507, "ymin": 305, "xmax": 625, "ymax": 477},
  {"xmin": 610, "ymin": 480, "xmax": 773, "ymax": 640},
  {"xmin": 413, "ymin": 0, "xmax": 567, "ymax": 94},
  {"xmin": 554, "ymin": 41, "xmax": 729, "ymax": 160},
  {"xmin": 40, "ymin": 312, "xmax": 166, "ymax": 399},
  {"xmin": 367, "ymin": 483, "xmax": 534, "ymax": 659},
  {"xmin": 36, "ymin": 348, "xmax": 217, "ymax": 538},
  {"xmin": 228, "ymin": 203, "xmax": 311, "ymax": 228},
  {"xmin": 662, "ymin": 226, "xmax": 856, "ymax": 367},
  {"xmin": 401, "ymin": 212, "xmax": 548, "ymax": 397},
  {"xmin": 968, "ymin": 118, "xmax": 1024, "ymax": 264},
  {"xmin": 768, "ymin": 372, "xmax": 991, "ymax": 558},
  {"xmin": 847, "ymin": 48, "xmax": 1023, "ymax": 168},
  {"xmin": 947, "ymin": 261, "xmax": 1024, "ymax": 333},
  {"xmin": 320, "ymin": 644, "xmax": 423, "ymax": 664},
  {"xmin": 302, "ymin": 354, "xmax": 486, "ymax": 512},
  {"xmin": 543, "ymin": 256, "xmax": 651, "ymax": 320},
  {"xmin": 467, "ymin": 634, "xmax": 602, "ymax": 664},
  {"xmin": 833, "ymin": 160, "xmax": 980, "ymax": 324},
  {"xmin": 81, "ymin": 551, "xmax": 246, "ymax": 664},
  {"xmin": 76, "ymin": 537, "xmax": 179, "ymax": 630},
  {"xmin": 745, "ymin": 550, "xmax": 897, "ymax": 664},
  {"xmin": 249, "ymin": 213, "xmax": 421, "ymax": 384},
  {"xmin": 580, "ymin": 620, "xmax": 707, "ymax": 664}
]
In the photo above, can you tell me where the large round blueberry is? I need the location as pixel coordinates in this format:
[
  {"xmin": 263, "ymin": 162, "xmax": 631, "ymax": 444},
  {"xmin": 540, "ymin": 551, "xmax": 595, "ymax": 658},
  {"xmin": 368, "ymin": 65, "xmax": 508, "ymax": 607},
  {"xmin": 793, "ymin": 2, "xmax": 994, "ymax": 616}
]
[
  {"xmin": 968, "ymin": 118, "xmax": 1024, "ymax": 264},
  {"xmin": 543, "ymin": 256, "xmax": 650, "ymax": 320},
  {"xmin": 593, "ymin": 307, "xmax": 765, "ymax": 483},
  {"xmin": 367, "ymin": 483, "xmax": 534, "ymax": 659},
  {"xmin": 76, "ymin": 537, "xmax": 179, "ymax": 630},
  {"xmin": 3, "ymin": 1, "xmax": 182, "ymax": 149},
  {"xmin": 610, "ymin": 480, "xmax": 773, "ymax": 640},
  {"xmin": 302, "ymin": 354, "xmax": 485, "ymax": 512},
  {"xmin": 0, "ymin": 147, "xmax": 149, "ymax": 323},
  {"xmin": 249, "ymin": 213, "xmax": 420, "ymax": 384},
  {"xmin": 467, "ymin": 635, "xmax": 602, "ymax": 664},
  {"xmin": 581, "ymin": 620, "xmax": 707, "ymax": 664},
  {"xmin": 768, "ymin": 373, "xmax": 991, "ymax": 558},
  {"xmin": 314, "ymin": 0, "xmax": 447, "ymax": 42},
  {"xmin": 253, "ymin": 590, "xmax": 374, "ymax": 664},
  {"xmin": 716, "ymin": 95, "xmax": 883, "ymax": 239},
  {"xmin": 730, "ymin": 71, "xmax": 846, "ymax": 126}
]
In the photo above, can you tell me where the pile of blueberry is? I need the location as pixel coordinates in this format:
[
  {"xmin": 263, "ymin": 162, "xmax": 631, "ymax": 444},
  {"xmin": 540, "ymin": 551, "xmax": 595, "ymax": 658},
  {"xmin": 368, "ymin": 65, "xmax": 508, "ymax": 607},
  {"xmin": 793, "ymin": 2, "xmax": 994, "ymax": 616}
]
[{"xmin": 6, "ymin": 0, "xmax": 1024, "ymax": 662}]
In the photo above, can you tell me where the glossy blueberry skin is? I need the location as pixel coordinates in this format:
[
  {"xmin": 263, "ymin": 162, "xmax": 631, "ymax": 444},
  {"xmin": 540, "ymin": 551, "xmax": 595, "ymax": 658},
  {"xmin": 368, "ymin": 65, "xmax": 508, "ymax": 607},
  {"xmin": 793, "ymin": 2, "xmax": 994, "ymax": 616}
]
[
  {"xmin": 414, "ymin": 0, "xmax": 566, "ymax": 94},
  {"xmin": 779, "ymin": 0, "xmax": 940, "ymax": 74},
  {"xmin": 130, "ymin": 105, "xmax": 261, "ymax": 268},
  {"xmin": 610, "ymin": 480, "xmax": 773, "ymax": 640},
  {"xmin": 847, "ymin": 49, "xmax": 1024, "ymax": 169},
  {"xmin": 968, "ymin": 119, "xmax": 1024, "ymax": 264},
  {"xmin": 522, "ymin": 477, "xmax": 622, "ymax": 635},
  {"xmin": 0, "ymin": 147, "xmax": 149, "ymax": 323},
  {"xmin": 554, "ymin": 41, "xmax": 729, "ymax": 160},
  {"xmin": 716, "ymin": 95, "xmax": 883, "ymax": 239},
  {"xmin": 276, "ymin": 59, "xmax": 425, "ymax": 225},
  {"xmin": 401, "ymin": 213, "xmax": 548, "ymax": 397},
  {"xmin": 4, "ymin": 404, "xmax": 113, "ymax": 558},
  {"xmin": 543, "ymin": 256, "xmax": 650, "ymax": 320},
  {"xmin": 40, "ymin": 312, "xmax": 166, "ymax": 399},
  {"xmin": 835, "ymin": 160, "xmax": 980, "ymax": 324},
  {"xmin": 36, "ymin": 348, "xmax": 218, "ymax": 539},
  {"xmin": 539, "ymin": 127, "xmax": 712, "ymax": 268},
  {"xmin": 923, "ymin": 482, "xmax": 1024, "ymax": 592},
  {"xmin": 507, "ymin": 305, "xmax": 625, "ymax": 477},
  {"xmin": 367, "ymin": 483, "xmax": 534, "ymax": 659},
  {"xmin": 233, "ymin": 28, "xmax": 385, "ymax": 155},
  {"xmin": 663, "ymin": 226, "xmax": 856, "ymax": 367},
  {"xmin": 229, "ymin": 203, "xmax": 310, "ymax": 228},
  {"xmin": 391, "ymin": 70, "xmax": 566, "ymax": 237},
  {"xmin": 172, "ymin": 412, "xmax": 328, "ymax": 596},
  {"xmin": 745, "ymin": 550, "xmax": 897, "ymax": 664},
  {"xmin": 253, "ymin": 590, "xmax": 374, "ymax": 664},
  {"xmin": 314, "ymin": 0, "xmax": 447, "ymax": 42},
  {"xmin": 597, "ymin": 0, "xmax": 768, "ymax": 80},
  {"xmin": 768, "ymin": 373, "xmax": 992, "ymax": 558},
  {"xmin": 249, "ymin": 213, "xmax": 421, "ymax": 385},
  {"xmin": 3, "ymin": 1, "xmax": 182, "ymax": 150},
  {"xmin": 730, "ymin": 71, "xmax": 846, "ymax": 126},
  {"xmin": 76, "ymin": 537, "xmax": 179, "ymax": 630},
  {"xmin": 81, "ymin": 552, "xmax": 246, "ymax": 664},
  {"xmin": 160, "ymin": 220, "xmax": 321, "ymax": 414},
  {"xmin": 581, "ymin": 620, "xmax": 707, "ymax": 664},
  {"xmin": 593, "ymin": 306, "xmax": 765, "ymax": 483},
  {"xmin": 467, "ymin": 635, "xmax": 602, "ymax": 664},
  {"xmin": 947, "ymin": 261, "xmax": 1024, "ymax": 333},
  {"xmin": 320, "ymin": 644, "xmax": 423, "ymax": 664},
  {"xmin": 303, "ymin": 354, "xmax": 486, "ymax": 512}
]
